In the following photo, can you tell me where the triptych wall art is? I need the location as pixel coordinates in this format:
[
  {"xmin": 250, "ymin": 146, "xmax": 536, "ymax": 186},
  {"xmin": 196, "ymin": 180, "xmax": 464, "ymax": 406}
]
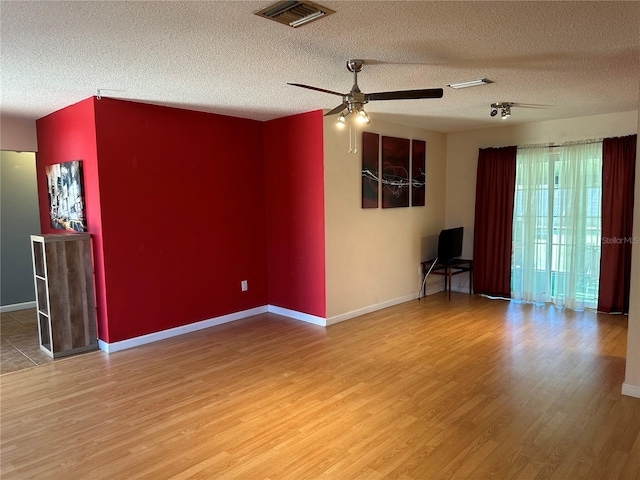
[
  {"xmin": 361, "ymin": 132, "xmax": 426, "ymax": 209},
  {"xmin": 361, "ymin": 132, "xmax": 380, "ymax": 208},
  {"xmin": 45, "ymin": 160, "xmax": 87, "ymax": 232}
]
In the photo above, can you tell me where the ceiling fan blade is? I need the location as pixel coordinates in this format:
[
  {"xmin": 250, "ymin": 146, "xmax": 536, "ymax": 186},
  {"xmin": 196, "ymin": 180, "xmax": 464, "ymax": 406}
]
[
  {"xmin": 512, "ymin": 103, "xmax": 552, "ymax": 109},
  {"xmin": 287, "ymin": 83, "xmax": 345, "ymax": 97},
  {"xmin": 324, "ymin": 103, "xmax": 348, "ymax": 116},
  {"xmin": 366, "ymin": 88, "xmax": 444, "ymax": 101}
]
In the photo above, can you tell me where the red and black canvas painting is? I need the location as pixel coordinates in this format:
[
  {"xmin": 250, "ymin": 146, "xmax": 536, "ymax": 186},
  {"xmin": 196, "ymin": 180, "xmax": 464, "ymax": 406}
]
[
  {"xmin": 412, "ymin": 139, "xmax": 426, "ymax": 206},
  {"xmin": 381, "ymin": 136, "xmax": 410, "ymax": 208},
  {"xmin": 362, "ymin": 132, "xmax": 379, "ymax": 208}
]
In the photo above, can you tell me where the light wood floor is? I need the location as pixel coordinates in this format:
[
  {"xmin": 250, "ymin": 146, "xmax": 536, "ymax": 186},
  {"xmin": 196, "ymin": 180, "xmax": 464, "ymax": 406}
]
[{"xmin": 2, "ymin": 293, "xmax": 639, "ymax": 479}]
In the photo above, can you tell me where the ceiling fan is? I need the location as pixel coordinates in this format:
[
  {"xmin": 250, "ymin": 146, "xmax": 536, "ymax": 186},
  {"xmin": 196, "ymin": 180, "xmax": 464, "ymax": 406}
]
[{"xmin": 288, "ymin": 59, "xmax": 444, "ymax": 124}]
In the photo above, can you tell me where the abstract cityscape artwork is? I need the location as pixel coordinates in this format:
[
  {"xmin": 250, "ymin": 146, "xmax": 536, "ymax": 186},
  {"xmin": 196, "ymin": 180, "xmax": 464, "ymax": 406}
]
[{"xmin": 45, "ymin": 160, "xmax": 87, "ymax": 232}]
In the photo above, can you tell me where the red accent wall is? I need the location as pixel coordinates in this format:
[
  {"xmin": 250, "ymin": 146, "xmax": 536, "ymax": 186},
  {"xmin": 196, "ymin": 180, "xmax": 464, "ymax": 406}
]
[
  {"xmin": 36, "ymin": 98, "xmax": 326, "ymax": 344},
  {"xmin": 35, "ymin": 98, "xmax": 110, "ymax": 339},
  {"xmin": 92, "ymin": 98, "xmax": 268, "ymax": 342},
  {"xmin": 264, "ymin": 111, "xmax": 326, "ymax": 317}
]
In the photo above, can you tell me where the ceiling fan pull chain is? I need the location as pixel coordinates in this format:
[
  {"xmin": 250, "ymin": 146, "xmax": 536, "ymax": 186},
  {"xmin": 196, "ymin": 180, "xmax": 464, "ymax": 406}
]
[
  {"xmin": 353, "ymin": 126, "xmax": 358, "ymax": 154},
  {"xmin": 349, "ymin": 123, "xmax": 353, "ymax": 153}
]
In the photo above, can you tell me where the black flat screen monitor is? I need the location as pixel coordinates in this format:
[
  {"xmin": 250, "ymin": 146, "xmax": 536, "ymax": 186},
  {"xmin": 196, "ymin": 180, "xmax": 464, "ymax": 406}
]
[{"xmin": 437, "ymin": 227, "xmax": 463, "ymax": 264}]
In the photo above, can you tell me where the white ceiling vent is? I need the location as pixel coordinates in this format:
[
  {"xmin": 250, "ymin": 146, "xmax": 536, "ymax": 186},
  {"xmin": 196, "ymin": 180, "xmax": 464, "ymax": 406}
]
[{"xmin": 255, "ymin": 1, "xmax": 334, "ymax": 28}]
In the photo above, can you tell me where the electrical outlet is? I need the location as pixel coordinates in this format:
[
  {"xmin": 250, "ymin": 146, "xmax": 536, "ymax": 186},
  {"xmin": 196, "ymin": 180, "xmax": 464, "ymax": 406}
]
[{"xmin": 241, "ymin": 280, "xmax": 248, "ymax": 292}]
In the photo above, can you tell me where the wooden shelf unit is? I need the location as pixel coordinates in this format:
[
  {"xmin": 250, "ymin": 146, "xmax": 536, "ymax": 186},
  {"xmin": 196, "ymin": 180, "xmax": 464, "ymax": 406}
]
[{"xmin": 31, "ymin": 233, "xmax": 98, "ymax": 358}]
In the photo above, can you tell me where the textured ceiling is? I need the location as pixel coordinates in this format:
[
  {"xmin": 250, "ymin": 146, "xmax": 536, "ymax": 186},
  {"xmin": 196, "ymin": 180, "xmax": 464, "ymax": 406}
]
[{"xmin": 1, "ymin": 1, "xmax": 639, "ymax": 132}]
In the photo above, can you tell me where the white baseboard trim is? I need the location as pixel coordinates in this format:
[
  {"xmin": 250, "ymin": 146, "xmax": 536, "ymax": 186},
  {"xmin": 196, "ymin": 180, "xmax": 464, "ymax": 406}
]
[
  {"xmin": 97, "ymin": 293, "xmax": 442, "ymax": 353},
  {"xmin": 326, "ymin": 293, "xmax": 417, "ymax": 326},
  {"xmin": 98, "ymin": 305, "xmax": 269, "ymax": 353},
  {"xmin": 0, "ymin": 301, "xmax": 36, "ymax": 313},
  {"xmin": 622, "ymin": 383, "xmax": 640, "ymax": 399},
  {"xmin": 267, "ymin": 305, "xmax": 327, "ymax": 326}
]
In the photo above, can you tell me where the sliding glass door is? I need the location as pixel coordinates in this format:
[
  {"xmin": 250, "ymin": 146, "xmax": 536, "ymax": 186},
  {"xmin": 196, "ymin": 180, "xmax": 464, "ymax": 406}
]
[{"xmin": 511, "ymin": 142, "xmax": 602, "ymax": 310}]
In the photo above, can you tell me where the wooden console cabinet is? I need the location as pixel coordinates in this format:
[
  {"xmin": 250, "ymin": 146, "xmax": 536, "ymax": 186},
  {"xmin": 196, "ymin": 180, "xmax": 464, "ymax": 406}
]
[{"xmin": 31, "ymin": 233, "xmax": 97, "ymax": 358}]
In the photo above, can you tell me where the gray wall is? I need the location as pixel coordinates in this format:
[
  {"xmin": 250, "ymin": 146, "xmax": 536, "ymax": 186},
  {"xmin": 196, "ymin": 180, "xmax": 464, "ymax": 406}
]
[{"xmin": 1, "ymin": 151, "xmax": 40, "ymax": 307}]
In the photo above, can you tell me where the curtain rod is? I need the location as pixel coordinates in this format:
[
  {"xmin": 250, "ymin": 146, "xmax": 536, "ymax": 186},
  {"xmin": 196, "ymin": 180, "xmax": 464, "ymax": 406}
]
[{"xmin": 517, "ymin": 138, "xmax": 603, "ymax": 150}]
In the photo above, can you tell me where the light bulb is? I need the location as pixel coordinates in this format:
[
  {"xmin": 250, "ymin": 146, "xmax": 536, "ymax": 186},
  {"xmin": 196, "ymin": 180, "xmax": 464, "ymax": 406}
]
[
  {"xmin": 336, "ymin": 113, "xmax": 346, "ymax": 127},
  {"xmin": 356, "ymin": 110, "xmax": 370, "ymax": 124}
]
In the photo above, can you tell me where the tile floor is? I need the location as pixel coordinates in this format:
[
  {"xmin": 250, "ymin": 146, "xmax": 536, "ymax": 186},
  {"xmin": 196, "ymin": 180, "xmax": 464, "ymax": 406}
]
[{"xmin": 0, "ymin": 308, "xmax": 54, "ymax": 374}]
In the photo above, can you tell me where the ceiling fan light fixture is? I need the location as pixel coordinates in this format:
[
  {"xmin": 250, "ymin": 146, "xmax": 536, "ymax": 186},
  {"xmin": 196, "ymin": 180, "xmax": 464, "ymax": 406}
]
[
  {"xmin": 447, "ymin": 78, "xmax": 493, "ymax": 89},
  {"xmin": 356, "ymin": 109, "xmax": 370, "ymax": 124},
  {"xmin": 491, "ymin": 102, "xmax": 514, "ymax": 119},
  {"xmin": 336, "ymin": 112, "xmax": 347, "ymax": 126},
  {"xmin": 290, "ymin": 59, "xmax": 444, "ymax": 129}
]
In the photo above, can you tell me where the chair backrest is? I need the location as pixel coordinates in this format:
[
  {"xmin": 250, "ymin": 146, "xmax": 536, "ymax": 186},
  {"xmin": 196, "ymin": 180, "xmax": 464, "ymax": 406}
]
[{"xmin": 437, "ymin": 227, "xmax": 464, "ymax": 264}]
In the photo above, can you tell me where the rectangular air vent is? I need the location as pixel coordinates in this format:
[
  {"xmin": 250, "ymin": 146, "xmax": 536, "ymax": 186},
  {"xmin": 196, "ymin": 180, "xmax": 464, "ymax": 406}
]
[{"xmin": 255, "ymin": 1, "xmax": 334, "ymax": 28}]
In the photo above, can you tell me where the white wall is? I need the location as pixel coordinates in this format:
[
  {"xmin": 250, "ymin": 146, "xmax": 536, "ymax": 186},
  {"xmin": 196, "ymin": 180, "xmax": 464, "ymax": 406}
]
[
  {"xmin": 623, "ymin": 106, "xmax": 640, "ymax": 398},
  {"xmin": 324, "ymin": 116, "xmax": 447, "ymax": 322},
  {"xmin": 0, "ymin": 115, "xmax": 37, "ymax": 152},
  {"xmin": 445, "ymin": 111, "xmax": 638, "ymax": 259},
  {"xmin": 444, "ymin": 109, "xmax": 639, "ymax": 398}
]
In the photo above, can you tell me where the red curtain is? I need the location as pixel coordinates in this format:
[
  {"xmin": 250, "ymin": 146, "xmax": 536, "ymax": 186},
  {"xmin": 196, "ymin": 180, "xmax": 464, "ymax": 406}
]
[
  {"xmin": 598, "ymin": 134, "xmax": 637, "ymax": 313},
  {"xmin": 472, "ymin": 146, "xmax": 517, "ymax": 297}
]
